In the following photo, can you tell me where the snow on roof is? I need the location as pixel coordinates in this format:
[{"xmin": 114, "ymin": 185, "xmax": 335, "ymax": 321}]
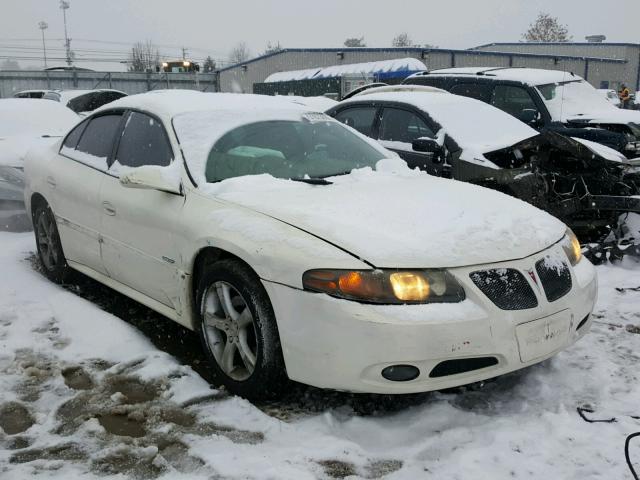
[
  {"xmin": 99, "ymin": 90, "xmax": 316, "ymax": 119},
  {"xmin": 264, "ymin": 58, "xmax": 427, "ymax": 83},
  {"xmin": 341, "ymin": 91, "xmax": 537, "ymax": 154},
  {"xmin": 419, "ymin": 67, "xmax": 582, "ymax": 86}
]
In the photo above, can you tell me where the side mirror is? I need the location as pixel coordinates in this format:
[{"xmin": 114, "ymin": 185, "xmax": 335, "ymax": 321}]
[
  {"xmin": 119, "ymin": 164, "xmax": 181, "ymax": 194},
  {"xmin": 520, "ymin": 109, "xmax": 541, "ymax": 126},
  {"xmin": 412, "ymin": 137, "xmax": 443, "ymax": 153}
]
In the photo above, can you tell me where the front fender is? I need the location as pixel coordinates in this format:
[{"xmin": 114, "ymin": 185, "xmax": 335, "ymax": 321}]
[{"xmin": 178, "ymin": 191, "xmax": 370, "ymax": 289}]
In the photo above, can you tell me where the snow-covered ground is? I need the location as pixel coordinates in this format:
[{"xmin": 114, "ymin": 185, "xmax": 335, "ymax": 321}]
[{"xmin": 1, "ymin": 230, "xmax": 639, "ymax": 479}]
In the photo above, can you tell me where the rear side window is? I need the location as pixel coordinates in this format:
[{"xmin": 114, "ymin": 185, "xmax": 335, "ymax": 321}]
[
  {"xmin": 379, "ymin": 108, "xmax": 434, "ymax": 144},
  {"xmin": 450, "ymin": 83, "xmax": 492, "ymax": 103},
  {"xmin": 333, "ymin": 107, "xmax": 376, "ymax": 136},
  {"xmin": 62, "ymin": 119, "xmax": 89, "ymax": 149},
  {"xmin": 72, "ymin": 113, "xmax": 123, "ymax": 169},
  {"xmin": 114, "ymin": 112, "xmax": 173, "ymax": 169}
]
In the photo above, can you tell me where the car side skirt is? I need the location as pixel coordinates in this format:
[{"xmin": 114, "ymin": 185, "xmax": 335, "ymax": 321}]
[{"xmin": 67, "ymin": 259, "xmax": 194, "ymax": 330}]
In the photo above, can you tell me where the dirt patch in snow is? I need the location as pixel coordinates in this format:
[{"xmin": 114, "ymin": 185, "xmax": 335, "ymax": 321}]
[{"xmin": 0, "ymin": 401, "xmax": 34, "ymax": 435}]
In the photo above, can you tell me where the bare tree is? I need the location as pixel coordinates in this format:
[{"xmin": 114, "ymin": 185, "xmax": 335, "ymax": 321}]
[
  {"xmin": 128, "ymin": 41, "xmax": 160, "ymax": 72},
  {"xmin": 229, "ymin": 42, "xmax": 251, "ymax": 64},
  {"xmin": 392, "ymin": 33, "xmax": 413, "ymax": 47},
  {"xmin": 263, "ymin": 41, "xmax": 283, "ymax": 55},
  {"xmin": 203, "ymin": 56, "xmax": 216, "ymax": 72},
  {"xmin": 344, "ymin": 37, "xmax": 366, "ymax": 48},
  {"xmin": 522, "ymin": 12, "xmax": 571, "ymax": 42}
]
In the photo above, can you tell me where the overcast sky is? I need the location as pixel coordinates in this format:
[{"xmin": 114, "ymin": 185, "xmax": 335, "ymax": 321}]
[{"xmin": 1, "ymin": 0, "xmax": 638, "ymax": 71}]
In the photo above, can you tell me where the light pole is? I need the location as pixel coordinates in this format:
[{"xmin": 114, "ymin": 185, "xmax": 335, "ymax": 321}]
[
  {"xmin": 38, "ymin": 21, "xmax": 48, "ymax": 69},
  {"xmin": 60, "ymin": 0, "xmax": 72, "ymax": 66}
]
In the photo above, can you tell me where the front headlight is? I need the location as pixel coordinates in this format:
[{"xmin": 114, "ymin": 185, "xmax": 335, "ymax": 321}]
[
  {"xmin": 302, "ymin": 269, "xmax": 465, "ymax": 304},
  {"xmin": 562, "ymin": 228, "xmax": 582, "ymax": 266}
]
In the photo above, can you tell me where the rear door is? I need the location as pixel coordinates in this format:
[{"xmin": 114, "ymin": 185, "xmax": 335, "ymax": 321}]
[
  {"xmin": 51, "ymin": 112, "xmax": 125, "ymax": 274},
  {"xmin": 100, "ymin": 110, "xmax": 184, "ymax": 311}
]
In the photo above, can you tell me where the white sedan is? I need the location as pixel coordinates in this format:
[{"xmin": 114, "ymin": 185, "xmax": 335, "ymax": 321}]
[{"xmin": 24, "ymin": 90, "xmax": 597, "ymax": 399}]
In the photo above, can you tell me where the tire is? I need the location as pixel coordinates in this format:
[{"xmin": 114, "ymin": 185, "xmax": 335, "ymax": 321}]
[
  {"xmin": 33, "ymin": 203, "xmax": 71, "ymax": 284},
  {"xmin": 195, "ymin": 259, "xmax": 288, "ymax": 400}
]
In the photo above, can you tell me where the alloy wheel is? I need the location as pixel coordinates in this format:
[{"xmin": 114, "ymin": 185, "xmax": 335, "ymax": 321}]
[{"xmin": 201, "ymin": 281, "xmax": 258, "ymax": 381}]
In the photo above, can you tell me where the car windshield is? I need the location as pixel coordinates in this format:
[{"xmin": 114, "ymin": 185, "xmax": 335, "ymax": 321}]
[
  {"xmin": 535, "ymin": 80, "xmax": 616, "ymax": 120},
  {"xmin": 174, "ymin": 112, "xmax": 386, "ymax": 183}
]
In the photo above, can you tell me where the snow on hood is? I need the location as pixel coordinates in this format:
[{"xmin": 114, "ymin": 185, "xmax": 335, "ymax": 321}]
[
  {"xmin": 0, "ymin": 136, "xmax": 61, "ymax": 168},
  {"xmin": 571, "ymin": 137, "xmax": 628, "ymax": 163},
  {"xmin": 0, "ymin": 98, "xmax": 79, "ymax": 167},
  {"xmin": 202, "ymin": 158, "xmax": 566, "ymax": 268},
  {"xmin": 537, "ymin": 80, "xmax": 640, "ymax": 124}
]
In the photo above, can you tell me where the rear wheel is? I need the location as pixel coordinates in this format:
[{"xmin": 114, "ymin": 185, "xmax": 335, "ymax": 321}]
[
  {"xmin": 33, "ymin": 203, "xmax": 70, "ymax": 283},
  {"xmin": 196, "ymin": 259, "xmax": 288, "ymax": 400}
]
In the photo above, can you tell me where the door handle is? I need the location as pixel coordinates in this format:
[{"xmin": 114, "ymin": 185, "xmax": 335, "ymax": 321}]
[
  {"xmin": 102, "ymin": 201, "xmax": 116, "ymax": 216},
  {"xmin": 46, "ymin": 176, "xmax": 56, "ymax": 189}
]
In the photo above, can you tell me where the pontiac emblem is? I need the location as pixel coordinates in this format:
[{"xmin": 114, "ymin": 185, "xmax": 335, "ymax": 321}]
[{"xmin": 527, "ymin": 269, "xmax": 540, "ymax": 290}]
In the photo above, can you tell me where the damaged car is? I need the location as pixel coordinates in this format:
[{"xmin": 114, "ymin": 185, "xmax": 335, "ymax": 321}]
[
  {"xmin": 327, "ymin": 87, "xmax": 640, "ymax": 241},
  {"xmin": 24, "ymin": 90, "xmax": 596, "ymax": 399},
  {"xmin": 403, "ymin": 67, "xmax": 640, "ymax": 158}
]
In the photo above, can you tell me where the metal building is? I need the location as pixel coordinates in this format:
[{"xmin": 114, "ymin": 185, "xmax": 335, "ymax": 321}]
[
  {"xmin": 217, "ymin": 46, "xmax": 633, "ymax": 94},
  {"xmin": 472, "ymin": 42, "xmax": 639, "ymax": 91}
]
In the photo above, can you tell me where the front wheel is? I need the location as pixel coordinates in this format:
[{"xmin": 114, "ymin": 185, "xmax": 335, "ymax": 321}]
[
  {"xmin": 195, "ymin": 259, "xmax": 288, "ymax": 400},
  {"xmin": 33, "ymin": 203, "xmax": 70, "ymax": 284}
]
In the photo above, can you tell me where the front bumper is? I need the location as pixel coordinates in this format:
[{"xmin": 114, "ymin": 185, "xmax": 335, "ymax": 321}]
[{"xmin": 264, "ymin": 245, "xmax": 597, "ymax": 394}]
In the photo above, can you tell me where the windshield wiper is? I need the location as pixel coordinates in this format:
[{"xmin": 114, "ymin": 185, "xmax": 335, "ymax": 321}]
[{"xmin": 291, "ymin": 177, "xmax": 332, "ymax": 185}]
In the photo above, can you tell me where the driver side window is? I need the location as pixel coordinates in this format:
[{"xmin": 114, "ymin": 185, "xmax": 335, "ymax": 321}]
[
  {"xmin": 379, "ymin": 108, "xmax": 435, "ymax": 145},
  {"xmin": 491, "ymin": 85, "xmax": 539, "ymax": 120}
]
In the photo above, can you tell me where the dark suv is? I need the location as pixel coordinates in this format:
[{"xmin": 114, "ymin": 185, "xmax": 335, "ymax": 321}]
[{"xmin": 403, "ymin": 67, "xmax": 640, "ymax": 158}]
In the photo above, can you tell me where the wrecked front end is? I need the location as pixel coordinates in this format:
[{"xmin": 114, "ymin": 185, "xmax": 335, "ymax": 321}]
[{"xmin": 451, "ymin": 131, "xmax": 640, "ymax": 242}]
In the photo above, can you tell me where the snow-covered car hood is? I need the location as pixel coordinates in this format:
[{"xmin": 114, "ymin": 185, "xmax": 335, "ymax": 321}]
[
  {"xmin": 566, "ymin": 108, "xmax": 640, "ymax": 125},
  {"xmin": 202, "ymin": 159, "xmax": 566, "ymax": 268},
  {"xmin": 0, "ymin": 135, "xmax": 61, "ymax": 168}
]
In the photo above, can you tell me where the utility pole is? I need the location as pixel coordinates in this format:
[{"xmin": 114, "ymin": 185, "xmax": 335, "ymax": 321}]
[
  {"xmin": 182, "ymin": 47, "xmax": 188, "ymax": 60},
  {"xmin": 38, "ymin": 21, "xmax": 48, "ymax": 69},
  {"xmin": 60, "ymin": 0, "xmax": 73, "ymax": 66}
]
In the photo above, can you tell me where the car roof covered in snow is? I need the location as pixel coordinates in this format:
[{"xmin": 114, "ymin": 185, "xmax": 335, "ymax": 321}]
[
  {"xmin": 338, "ymin": 90, "xmax": 538, "ymax": 153},
  {"xmin": 99, "ymin": 90, "xmax": 320, "ymax": 119},
  {"xmin": 409, "ymin": 67, "xmax": 583, "ymax": 86}
]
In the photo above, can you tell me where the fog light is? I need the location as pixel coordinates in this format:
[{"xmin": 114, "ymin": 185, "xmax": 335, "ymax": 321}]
[{"xmin": 381, "ymin": 365, "xmax": 420, "ymax": 382}]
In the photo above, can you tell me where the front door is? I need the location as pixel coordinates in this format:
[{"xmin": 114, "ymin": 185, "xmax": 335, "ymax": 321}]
[
  {"xmin": 99, "ymin": 111, "xmax": 184, "ymax": 311},
  {"xmin": 377, "ymin": 107, "xmax": 445, "ymax": 176}
]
